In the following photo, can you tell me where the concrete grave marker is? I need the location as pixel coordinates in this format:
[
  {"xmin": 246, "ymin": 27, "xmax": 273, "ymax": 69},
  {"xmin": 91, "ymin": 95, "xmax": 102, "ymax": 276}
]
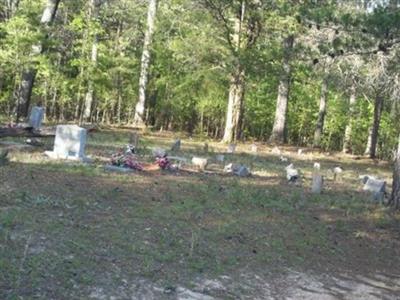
[
  {"xmin": 192, "ymin": 157, "xmax": 208, "ymax": 170},
  {"xmin": 363, "ymin": 178, "xmax": 386, "ymax": 202},
  {"xmin": 45, "ymin": 125, "xmax": 89, "ymax": 161},
  {"xmin": 227, "ymin": 144, "xmax": 236, "ymax": 153},
  {"xmin": 216, "ymin": 154, "xmax": 225, "ymax": 163},
  {"xmin": 279, "ymin": 156, "xmax": 288, "ymax": 162},
  {"xmin": 129, "ymin": 132, "xmax": 139, "ymax": 149},
  {"xmin": 236, "ymin": 165, "xmax": 250, "ymax": 177},
  {"xmin": 312, "ymin": 174, "xmax": 324, "ymax": 194},
  {"xmin": 171, "ymin": 139, "xmax": 181, "ymax": 152},
  {"xmin": 203, "ymin": 143, "xmax": 208, "ymax": 153},
  {"xmin": 152, "ymin": 148, "xmax": 167, "ymax": 158},
  {"xmin": 250, "ymin": 144, "xmax": 258, "ymax": 153},
  {"xmin": 28, "ymin": 106, "xmax": 45, "ymax": 129},
  {"xmin": 333, "ymin": 167, "xmax": 343, "ymax": 181},
  {"xmin": 285, "ymin": 164, "xmax": 299, "ymax": 183}
]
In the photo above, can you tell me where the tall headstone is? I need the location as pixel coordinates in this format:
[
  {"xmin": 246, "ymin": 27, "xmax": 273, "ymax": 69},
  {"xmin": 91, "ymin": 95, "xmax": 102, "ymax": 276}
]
[
  {"xmin": 171, "ymin": 139, "xmax": 181, "ymax": 152},
  {"xmin": 28, "ymin": 106, "xmax": 45, "ymax": 129},
  {"xmin": 45, "ymin": 125, "xmax": 88, "ymax": 161},
  {"xmin": 203, "ymin": 142, "xmax": 209, "ymax": 153},
  {"xmin": 129, "ymin": 132, "xmax": 139, "ymax": 149},
  {"xmin": 227, "ymin": 144, "xmax": 236, "ymax": 153},
  {"xmin": 312, "ymin": 174, "xmax": 324, "ymax": 194}
]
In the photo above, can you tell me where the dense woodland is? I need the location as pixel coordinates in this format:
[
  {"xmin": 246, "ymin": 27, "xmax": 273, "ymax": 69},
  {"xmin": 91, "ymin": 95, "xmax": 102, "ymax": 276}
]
[{"xmin": 0, "ymin": 0, "xmax": 399, "ymax": 157}]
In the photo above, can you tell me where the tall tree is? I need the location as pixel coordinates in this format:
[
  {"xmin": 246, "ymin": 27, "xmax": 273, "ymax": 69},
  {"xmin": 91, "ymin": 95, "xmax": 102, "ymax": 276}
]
[
  {"xmin": 15, "ymin": 0, "xmax": 60, "ymax": 121},
  {"xmin": 342, "ymin": 78, "xmax": 357, "ymax": 153},
  {"xmin": 133, "ymin": 0, "xmax": 157, "ymax": 127},
  {"xmin": 389, "ymin": 134, "xmax": 400, "ymax": 209},
  {"xmin": 83, "ymin": 0, "xmax": 101, "ymax": 123},
  {"xmin": 269, "ymin": 35, "xmax": 294, "ymax": 144},
  {"xmin": 202, "ymin": 0, "xmax": 261, "ymax": 143},
  {"xmin": 313, "ymin": 76, "xmax": 328, "ymax": 147}
]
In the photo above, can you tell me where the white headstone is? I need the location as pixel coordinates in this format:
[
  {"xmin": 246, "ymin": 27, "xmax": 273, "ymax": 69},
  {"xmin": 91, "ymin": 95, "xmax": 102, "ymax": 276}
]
[
  {"xmin": 227, "ymin": 144, "xmax": 236, "ymax": 153},
  {"xmin": 45, "ymin": 125, "xmax": 88, "ymax": 161},
  {"xmin": 250, "ymin": 144, "xmax": 258, "ymax": 153},
  {"xmin": 333, "ymin": 166, "xmax": 343, "ymax": 181},
  {"xmin": 224, "ymin": 163, "xmax": 241, "ymax": 173},
  {"xmin": 312, "ymin": 174, "xmax": 323, "ymax": 194},
  {"xmin": 285, "ymin": 164, "xmax": 299, "ymax": 182},
  {"xmin": 279, "ymin": 156, "xmax": 288, "ymax": 162},
  {"xmin": 313, "ymin": 162, "xmax": 321, "ymax": 170},
  {"xmin": 29, "ymin": 107, "xmax": 45, "ymax": 129},
  {"xmin": 297, "ymin": 149, "xmax": 303, "ymax": 155},
  {"xmin": 192, "ymin": 157, "xmax": 208, "ymax": 170}
]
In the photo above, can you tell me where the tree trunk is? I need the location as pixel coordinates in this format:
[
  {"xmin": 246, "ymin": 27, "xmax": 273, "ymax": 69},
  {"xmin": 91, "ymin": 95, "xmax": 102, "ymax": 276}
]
[
  {"xmin": 83, "ymin": 0, "xmax": 100, "ymax": 123},
  {"xmin": 269, "ymin": 35, "xmax": 294, "ymax": 144},
  {"xmin": 365, "ymin": 94, "xmax": 383, "ymax": 158},
  {"xmin": 221, "ymin": 0, "xmax": 245, "ymax": 143},
  {"xmin": 222, "ymin": 68, "xmax": 245, "ymax": 143},
  {"xmin": 389, "ymin": 135, "xmax": 400, "ymax": 209},
  {"xmin": 342, "ymin": 80, "xmax": 357, "ymax": 153},
  {"xmin": 15, "ymin": 0, "xmax": 60, "ymax": 121},
  {"xmin": 133, "ymin": 0, "xmax": 157, "ymax": 127},
  {"xmin": 313, "ymin": 77, "xmax": 328, "ymax": 148},
  {"xmin": 83, "ymin": 41, "xmax": 98, "ymax": 122}
]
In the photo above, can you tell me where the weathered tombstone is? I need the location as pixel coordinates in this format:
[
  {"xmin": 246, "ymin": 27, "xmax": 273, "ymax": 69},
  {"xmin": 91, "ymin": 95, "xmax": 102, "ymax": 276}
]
[
  {"xmin": 359, "ymin": 174, "xmax": 376, "ymax": 184},
  {"xmin": 216, "ymin": 154, "xmax": 225, "ymax": 163},
  {"xmin": 171, "ymin": 139, "xmax": 181, "ymax": 152},
  {"xmin": 224, "ymin": 163, "xmax": 240, "ymax": 173},
  {"xmin": 285, "ymin": 164, "xmax": 299, "ymax": 183},
  {"xmin": 45, "ymin": 125, "xmax": 89, "ymax": 161},
  {"xmin": 333, "ymin": 167, "xmax": 343, "ymax": 181},
  {"xmin": 271, "ymin": 146, "xmax": 281, "ymax": 155},
  {"xmin": 279, "ymin": 156, "xmax": 288, "ymax": 162},
  {"xmin": 313, "ymin": 162, "xmax": 321, "ymax": 170},
  {"xmin": 203, "ymin": 143, "xmax": 208, "ymax": 153},
  {"xmin": 235, "ymin": 165, "xmax": 250, "ymax": 177},
  {"xmin": 192, "ymin": 157, "xmax": 208, "ymax": 171},
  {"xmin": 129, "ymin": 132, "xmax": 139, "ymax": 149},
  {"xmin": 0, "ymin": 148, "xmax": 9, "ymax": 165},
  {"xmin": 28, "ymin": 106, "xmax": 45, "ymax": 129},
  {"xmin": 152, "ymin": 148, "xmax": 167, "ymax": 158},
  {"xmin": 312, "ymin": 174, "xmax": 324, "ymax": 194},
  {"xmin": 363, "ymin": 178, "xmax": 386, "ymax": 202},
  {"xmin": 227, "ymin": 143, "xmax": 236, "ymax": 153},
  {"xmin": 250, "ymin": 144, "xmax": 258, "ymax": 153}
]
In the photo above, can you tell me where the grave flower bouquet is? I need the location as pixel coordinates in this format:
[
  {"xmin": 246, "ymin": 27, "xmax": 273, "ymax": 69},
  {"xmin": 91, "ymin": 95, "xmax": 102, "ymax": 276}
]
[
  {"xmin": 155, "ymin": 155, "xmax": 171, "ymax": 170},
  {"xmin": 111, "ymin": 151, "xmax": 143, "ymax": 171}
]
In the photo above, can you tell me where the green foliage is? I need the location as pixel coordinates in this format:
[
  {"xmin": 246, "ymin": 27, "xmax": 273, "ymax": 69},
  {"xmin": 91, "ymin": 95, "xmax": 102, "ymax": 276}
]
[{"xmin": 0, "ymin": 0, "xmax": 399, "ymax": 158}]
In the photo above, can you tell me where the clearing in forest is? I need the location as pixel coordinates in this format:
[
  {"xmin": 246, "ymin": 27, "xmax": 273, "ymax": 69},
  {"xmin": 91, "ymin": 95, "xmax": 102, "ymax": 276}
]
[{"xmin": 1, "ymin": 129, "xmax": 400, "ymax": 299}]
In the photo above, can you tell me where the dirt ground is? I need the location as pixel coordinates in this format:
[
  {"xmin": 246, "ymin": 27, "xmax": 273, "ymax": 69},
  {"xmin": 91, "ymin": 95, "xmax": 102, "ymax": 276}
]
[{"xmin": 1, "ymin": 129, "xmax": 400, "ymax": 299}]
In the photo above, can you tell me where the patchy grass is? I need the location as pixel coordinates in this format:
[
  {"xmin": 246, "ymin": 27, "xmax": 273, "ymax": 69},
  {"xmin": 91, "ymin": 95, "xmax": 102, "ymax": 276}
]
[{"xmin": 1, "ymin": 129, "xmax": 400, "ymax": 299}]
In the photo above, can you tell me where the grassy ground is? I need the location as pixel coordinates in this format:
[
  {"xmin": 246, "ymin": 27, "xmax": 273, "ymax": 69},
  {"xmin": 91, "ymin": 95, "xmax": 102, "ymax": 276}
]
[{"xmin": 1, "ymin": 129, "xmax": 400, "ymax": 299}]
